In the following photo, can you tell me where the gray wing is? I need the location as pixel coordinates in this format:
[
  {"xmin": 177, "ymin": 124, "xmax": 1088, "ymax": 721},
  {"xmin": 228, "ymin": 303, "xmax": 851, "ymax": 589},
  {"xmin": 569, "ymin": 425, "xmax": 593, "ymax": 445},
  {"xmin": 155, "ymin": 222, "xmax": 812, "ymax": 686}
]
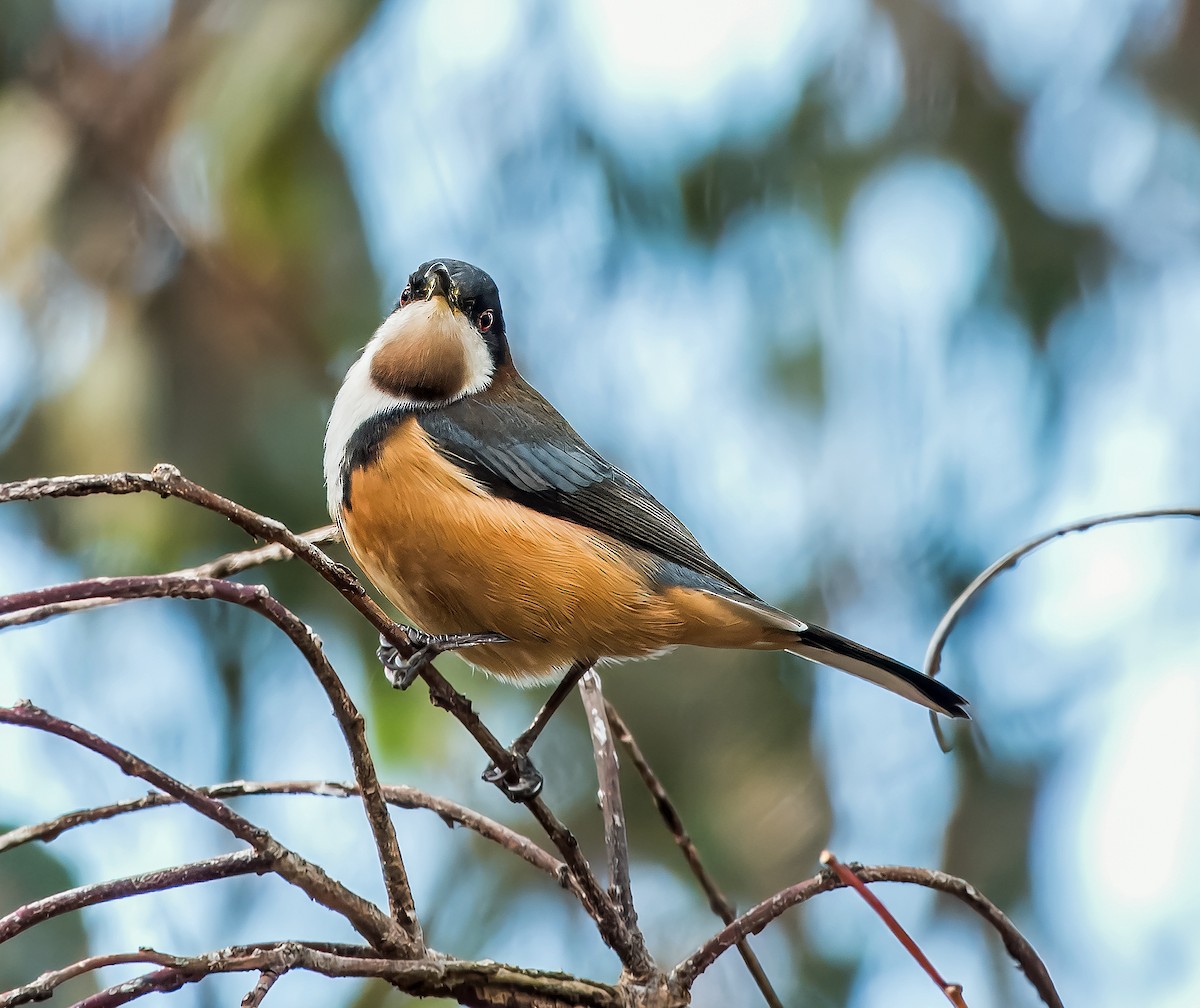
[{"xmin": 417, "ymin": 375, "xmax": 755, "ymax": 597}]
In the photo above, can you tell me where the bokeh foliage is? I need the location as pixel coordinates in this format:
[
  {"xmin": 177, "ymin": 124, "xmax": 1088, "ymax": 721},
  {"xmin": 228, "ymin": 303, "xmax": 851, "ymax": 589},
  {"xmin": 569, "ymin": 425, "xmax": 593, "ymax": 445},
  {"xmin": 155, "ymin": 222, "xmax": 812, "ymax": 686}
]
[{"xmin": 3, "ymin": 2, "xmax": 1199, "ymax": 1006}]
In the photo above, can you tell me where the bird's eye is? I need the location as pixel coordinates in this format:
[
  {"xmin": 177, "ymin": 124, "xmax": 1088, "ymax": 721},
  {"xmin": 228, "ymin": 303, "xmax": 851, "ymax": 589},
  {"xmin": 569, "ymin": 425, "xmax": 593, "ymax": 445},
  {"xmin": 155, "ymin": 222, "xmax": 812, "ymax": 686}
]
[
  {"xmin": 398, "ymin": 285, "xmax": 412, "ymax": 307},
  {"xmin": 478, "ymin": 309, "xmax": 494, "ymax": 333}
]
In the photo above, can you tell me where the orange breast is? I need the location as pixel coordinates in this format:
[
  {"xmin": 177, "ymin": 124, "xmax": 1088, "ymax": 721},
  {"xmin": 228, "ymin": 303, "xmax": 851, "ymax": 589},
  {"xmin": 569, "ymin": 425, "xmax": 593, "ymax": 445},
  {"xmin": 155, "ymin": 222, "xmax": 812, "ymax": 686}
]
[{"xmin": 338, "ymin": 416, "xmax": 688, "ymax": 682}]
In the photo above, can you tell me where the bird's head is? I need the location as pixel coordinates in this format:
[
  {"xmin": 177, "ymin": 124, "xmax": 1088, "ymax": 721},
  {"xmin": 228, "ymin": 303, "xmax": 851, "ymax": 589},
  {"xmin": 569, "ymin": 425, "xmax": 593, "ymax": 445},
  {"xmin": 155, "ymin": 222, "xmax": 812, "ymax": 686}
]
[{"xmin": 367, "ymin": 259, "xmax": 509, "ymax": 405}]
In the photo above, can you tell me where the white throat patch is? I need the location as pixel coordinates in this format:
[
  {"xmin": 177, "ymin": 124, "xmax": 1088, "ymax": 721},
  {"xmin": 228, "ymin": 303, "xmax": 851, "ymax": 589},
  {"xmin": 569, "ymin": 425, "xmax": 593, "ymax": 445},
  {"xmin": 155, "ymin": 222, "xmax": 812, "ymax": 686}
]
[{"xmin": 323, "ymin": 302, "xmax": 494, "ymax": 518}]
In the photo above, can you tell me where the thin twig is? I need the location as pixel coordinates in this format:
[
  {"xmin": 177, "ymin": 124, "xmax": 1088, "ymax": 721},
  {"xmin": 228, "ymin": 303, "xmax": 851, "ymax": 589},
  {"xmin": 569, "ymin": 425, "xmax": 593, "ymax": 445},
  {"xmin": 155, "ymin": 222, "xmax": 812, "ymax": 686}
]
[
  {"xmin": 578, "ymin": 672, "xmax": 640, "ymax": 945},
  {"xmin": 2, "ymin": 950, "xmax": 187, "ymax": 1008},
  {"xmin": 414, "ymin": 662, "xmax": 640, "ymax": 970},
  {"xmin": 0, "ymin": 701, "xmax": 410, "ymax": 955},
  {"xmin": 177, "ymin": 525, "xmax": 339, "ymax": 578},
  {"xmin": 523, "ymin": 793, "xmax": 645, "ymax": 973},
  {"xmin": 671, "ymin": 863, "xmax": 1063, "ymax": 1008},
  {"xmin": 923, "ymin": 507, "xmax": 1200, "ymax": 749},
  {"xmin": 822, "ymin": 852, "xmax": 968, "ymax": 1007},
  {"xmin": 0, "ymin": 779, "xmax": 563, "ymax": 880},
  {"xmin": 239, "ymin": 969, "xmax": 280, "ymax": 1007},
  {"xmin": 0, "ymin": 573, "xmax": 419, "ymax": 949},
  {"xmin": 0, "ymin": 524, "xmax": 337, "ymax": 630},
  {"xmin": 0, "ymin": 466, "xmax": 411, "ymax": 653},
  {"xmin": 1, "ymin": 943, "xmax": 383, "ymax": 1008},
  {"xmin": 604, "ymin": 700, "xmax": 783, "ymax": 1008},
  {"xmin": 0, "ymin": 850, "xmax": 269, "ymax": 943}
]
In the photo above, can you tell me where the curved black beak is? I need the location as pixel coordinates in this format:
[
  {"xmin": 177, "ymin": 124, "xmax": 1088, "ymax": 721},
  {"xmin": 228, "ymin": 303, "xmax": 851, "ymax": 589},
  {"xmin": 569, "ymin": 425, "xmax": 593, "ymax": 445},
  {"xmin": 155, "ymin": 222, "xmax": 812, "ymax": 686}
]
[{"xmin": 423, "ymin": 262, "xmax": 453, "ymax": 302}]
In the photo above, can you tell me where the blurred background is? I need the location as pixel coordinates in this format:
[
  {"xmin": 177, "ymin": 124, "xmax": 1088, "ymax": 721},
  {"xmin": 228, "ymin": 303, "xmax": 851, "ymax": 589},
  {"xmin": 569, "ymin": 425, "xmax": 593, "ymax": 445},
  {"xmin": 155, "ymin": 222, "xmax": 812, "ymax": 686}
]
[{"xmin": 2, "ymin": 0, "xmax": 1199, "ymax": 1005}]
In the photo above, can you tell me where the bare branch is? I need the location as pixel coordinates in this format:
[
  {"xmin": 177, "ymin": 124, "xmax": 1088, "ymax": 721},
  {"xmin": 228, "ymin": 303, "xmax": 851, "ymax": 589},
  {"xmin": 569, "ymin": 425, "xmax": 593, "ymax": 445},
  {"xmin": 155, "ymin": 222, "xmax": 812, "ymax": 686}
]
[
  {"xmin": 2, "ymin": 950, "xmax": 186, "ymax": 1008},
  {"xmin": 0, "ymin": 524, "xmax": 338, "ymax": 630},
  {"xmin": 578, "ymin": 672, "xmax": 642, "ymax": 952},
  {"xmin": 0, "ymin": 850, "xmax": 269, "ymax": 944},
  {"xmin": 0, "ymin": 701, "xmax": 410, "ymax": 955},
  {"xmin": 0, "ymin": 470, "xmax": 1065, "ymax": 1008},
  {"xmin": 0, "ymin": 466, "xmax": 415, "ymax": 655},
  {"xmin": 414, "ymin": 664, "xmax": 640, "ymax": 970},
  {"xmin": 923, "ymin": 507, "xmax": 1200, "ymax": 749},
  {"xmin": 180, "ymin": 525, "xmax": 339, "ymax": 578},
  {"xmin": 671, "ymin": 863, "xmax": 1063, "ymax": 1008},
  {"xmin": 0, "ymin": 572, "xmax": 419, "ymax": 949},
  {"xmin": 1, "ymin": 943, "xmax": 386, "ymax": 1008},
  {"xmin": 522, "ymin": 792, "xmax": 645, "ymax": 974},
  {"xmin": 1, "ymin": 779, "xmax": 563, "ymax": 881},
  {"xmin": 0, "ymin": 468, "xmax": 635, "ymax": 964},
  {"xmin": 604, "ymin": 700, "xmax": 783, "ymax": 1008},
  {"xmin": 55, "ymin": 943, "xmax": 627, "ymax": 1008}
]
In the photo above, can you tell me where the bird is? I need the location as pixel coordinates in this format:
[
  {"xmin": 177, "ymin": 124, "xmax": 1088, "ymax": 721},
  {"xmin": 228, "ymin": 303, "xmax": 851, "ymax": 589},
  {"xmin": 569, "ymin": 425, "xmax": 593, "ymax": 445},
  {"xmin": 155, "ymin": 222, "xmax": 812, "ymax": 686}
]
[{"xmin": 324, "ymin": 259, "xmax": 968, "ymax": 797}]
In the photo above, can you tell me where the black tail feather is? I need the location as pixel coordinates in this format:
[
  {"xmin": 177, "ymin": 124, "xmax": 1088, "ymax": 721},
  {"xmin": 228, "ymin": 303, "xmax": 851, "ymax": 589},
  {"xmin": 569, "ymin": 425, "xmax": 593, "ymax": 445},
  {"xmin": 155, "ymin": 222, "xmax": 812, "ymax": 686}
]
[{"xmin": 789, "ymin": 624, "xmax": 970, "ymax": 718}]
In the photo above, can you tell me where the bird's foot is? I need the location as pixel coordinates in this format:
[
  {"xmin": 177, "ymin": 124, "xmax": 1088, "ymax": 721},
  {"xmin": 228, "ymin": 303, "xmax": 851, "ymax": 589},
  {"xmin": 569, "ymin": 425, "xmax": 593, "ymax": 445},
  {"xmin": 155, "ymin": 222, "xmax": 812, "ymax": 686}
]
[
  {"xmin": 482, "ymin": 747, "xmax": 544, "ymax": 803},
  {"xmin": 377, "ymin": 627, "xmax": 508, "ymax": 690},
  {"xmin": 377, "ymin": 630, "xmax": 439, "ymax": 690}
]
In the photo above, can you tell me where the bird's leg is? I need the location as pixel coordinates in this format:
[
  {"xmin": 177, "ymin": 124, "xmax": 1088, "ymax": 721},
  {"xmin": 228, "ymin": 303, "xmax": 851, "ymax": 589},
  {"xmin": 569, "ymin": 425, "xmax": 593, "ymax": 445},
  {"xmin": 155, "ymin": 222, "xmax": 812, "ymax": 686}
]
[
  {"xmin": 483, "ymin": 659, "xmax": 595, "ymax": 803},
  {"xmin": 377, "ymin": 626, "xmax": 508, "ymax": 690}
]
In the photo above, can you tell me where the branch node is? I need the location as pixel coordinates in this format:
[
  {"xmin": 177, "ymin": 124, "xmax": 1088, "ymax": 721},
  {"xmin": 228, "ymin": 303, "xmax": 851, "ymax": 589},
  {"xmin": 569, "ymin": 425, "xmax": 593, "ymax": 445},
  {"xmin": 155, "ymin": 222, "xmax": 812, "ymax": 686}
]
[{"xmin": 151, "ymin": 462, "xmax": 181, "ymax": 495}]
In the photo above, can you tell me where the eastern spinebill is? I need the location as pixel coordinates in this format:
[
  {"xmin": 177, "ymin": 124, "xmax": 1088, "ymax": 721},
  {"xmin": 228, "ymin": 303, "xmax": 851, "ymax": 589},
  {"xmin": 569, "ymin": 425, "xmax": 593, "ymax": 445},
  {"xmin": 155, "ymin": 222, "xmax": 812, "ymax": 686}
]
[{"xmin": 324, "ymin": 260, "xmax": 968, "ymax": 782}]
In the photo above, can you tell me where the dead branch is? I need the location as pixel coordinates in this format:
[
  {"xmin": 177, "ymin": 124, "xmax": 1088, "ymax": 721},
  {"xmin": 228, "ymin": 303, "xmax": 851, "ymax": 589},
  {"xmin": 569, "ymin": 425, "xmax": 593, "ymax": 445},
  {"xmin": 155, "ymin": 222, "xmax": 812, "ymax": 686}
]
[
  {"xmin": 239, "ymin": 968, "xmax": 280, "ymax": 1008},
  {"xmin": 671, "ymin": 862, "xmax": 1063, "ymax": 1008},
  {"xmin": 0, "ymin": 524, "xmax": 337, "ymax": 630},
  {"xmin": 0, "ymin": 779, "xmax": 563, "ymax": 881},
  {"xmin": 3, "ymin": 950, "xmax": 187, "ymax": 1008},
  {"xmin": 0, "ymin": 943, "xmax": 382, "ymax": 1008},
  {"xmin": 1, "ymin": 467, "xmax": 1066, "ymax": 1006},
  {"xmin": 0, "ymin": 701, "xmax": 412, "ymax": 955},
  {"xmin": 605, "ymin": 700, "xmax": 783, "ymax": 1008},
  {"xmin": 0, "ymin": 467, "xmax": 638, "ymax": 972},
  {"xmin": 65, "ymin": 944, "xmax": 625, "ymax": 1008},
  {"xmin": 0, "ymin": 571, "xmax": 419, "ymax": 949},
  {"xmin": 578, "ymin": 672, "xmax": 642, "ymax": 953},
  {"xmin": 0, "ymin": 849, "xmax": 270, "ymax": 944}
]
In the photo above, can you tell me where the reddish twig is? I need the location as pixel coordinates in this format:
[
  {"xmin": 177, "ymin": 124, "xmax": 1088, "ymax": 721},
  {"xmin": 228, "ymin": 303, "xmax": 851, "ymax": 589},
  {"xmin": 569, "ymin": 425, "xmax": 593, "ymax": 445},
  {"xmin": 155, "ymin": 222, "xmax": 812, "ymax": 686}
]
[
  {"xmin": 0, "ymin": 572, "xmax": 419, "ymax": 948},
  {"xmin": 0, "ymin": 849, "xmax": 269, "ymax": 944},
  {"xmin": 0, "ymin": 701, "xmax": 410, "ymax": 955},
  {"xmin": 0, "ymin": 779, "xmax": 563, "ymax": 880},
  {"xmin": 822, "ymin": 851, "xmax": 967, "ymax": 1006},
  {"xmin": 671, "ymin": 863, "xmax": 1062, "ymax": 1008},
  {"xmin": 604, "ymin": 700, "xmax": 783, "ymax": 1008}
]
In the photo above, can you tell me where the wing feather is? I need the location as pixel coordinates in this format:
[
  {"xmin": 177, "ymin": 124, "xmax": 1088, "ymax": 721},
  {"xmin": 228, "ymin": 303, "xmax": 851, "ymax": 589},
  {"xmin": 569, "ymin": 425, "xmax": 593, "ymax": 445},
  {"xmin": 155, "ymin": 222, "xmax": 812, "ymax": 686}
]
[{"xmin": 417, "ymin": 374, "xmax": 754, "ymax": 596}]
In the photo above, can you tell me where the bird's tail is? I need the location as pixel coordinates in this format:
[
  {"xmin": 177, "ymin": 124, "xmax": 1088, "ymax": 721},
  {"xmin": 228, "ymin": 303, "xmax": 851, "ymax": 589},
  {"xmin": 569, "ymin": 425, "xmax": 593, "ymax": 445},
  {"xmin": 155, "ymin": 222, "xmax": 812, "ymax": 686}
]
[
  {"xmin": 678, "ymin": 588, "xmax": 969, "ymax": 717},
  {"xmin": 787, "ymin": 624, "xmax": 969, "ymax": 718}
]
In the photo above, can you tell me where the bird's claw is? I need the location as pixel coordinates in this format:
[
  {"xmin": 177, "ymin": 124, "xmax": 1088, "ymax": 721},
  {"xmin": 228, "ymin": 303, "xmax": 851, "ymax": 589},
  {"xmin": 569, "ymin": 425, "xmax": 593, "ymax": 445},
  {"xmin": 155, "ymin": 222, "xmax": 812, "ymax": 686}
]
[
  {"xmin": 377, "ymin": 637, "xmax": 438, "ymax": 690},
  {"xmin": 482, "ymin": 750, "xmax": 544, "ymax": 803},
  {"xmin": 377, "ymin": 628, "xmax": 509, "ymax": 690}
]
